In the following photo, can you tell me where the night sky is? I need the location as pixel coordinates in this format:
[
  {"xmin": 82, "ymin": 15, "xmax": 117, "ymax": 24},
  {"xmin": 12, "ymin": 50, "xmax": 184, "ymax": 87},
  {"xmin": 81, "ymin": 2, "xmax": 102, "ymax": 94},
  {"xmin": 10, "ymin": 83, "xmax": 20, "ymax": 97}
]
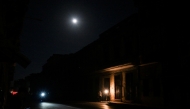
[{"xmin": 14, "ymin": 0, "xmax": 138, "ymax": 80}]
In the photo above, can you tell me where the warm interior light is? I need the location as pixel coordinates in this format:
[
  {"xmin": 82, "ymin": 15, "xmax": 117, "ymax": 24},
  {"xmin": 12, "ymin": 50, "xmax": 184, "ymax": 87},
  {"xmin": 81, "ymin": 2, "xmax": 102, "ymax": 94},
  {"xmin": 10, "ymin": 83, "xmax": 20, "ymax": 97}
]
[{"xmin": 104, "ymin": 89, "xmax": 108, "ymax": 94}]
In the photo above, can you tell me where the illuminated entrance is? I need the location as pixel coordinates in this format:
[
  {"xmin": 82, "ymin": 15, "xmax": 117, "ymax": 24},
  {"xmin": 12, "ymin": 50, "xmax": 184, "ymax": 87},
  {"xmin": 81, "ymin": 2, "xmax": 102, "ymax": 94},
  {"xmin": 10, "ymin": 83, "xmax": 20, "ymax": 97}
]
[
  {"xmin": 99, "ymin": 63, "xmax": 135, "ymax": 102},
  {"xmin": 104, "ymin": 78, "xmax": 110, "ymax": 100},
  {"xmin": 115, "ymin": 74, "xmax": 121, "ymax": 99}
]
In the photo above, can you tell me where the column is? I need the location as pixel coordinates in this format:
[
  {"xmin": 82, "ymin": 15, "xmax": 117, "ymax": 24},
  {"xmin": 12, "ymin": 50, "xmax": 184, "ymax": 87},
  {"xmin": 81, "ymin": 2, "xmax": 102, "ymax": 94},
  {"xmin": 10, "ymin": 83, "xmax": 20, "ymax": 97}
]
[
  {"xmin": 122, "ymin": 72, "xmax": 126, "ymax": 102},
  {"xmin": 110, "ymin": 73, "xmax": 115, "ymax": 101}
]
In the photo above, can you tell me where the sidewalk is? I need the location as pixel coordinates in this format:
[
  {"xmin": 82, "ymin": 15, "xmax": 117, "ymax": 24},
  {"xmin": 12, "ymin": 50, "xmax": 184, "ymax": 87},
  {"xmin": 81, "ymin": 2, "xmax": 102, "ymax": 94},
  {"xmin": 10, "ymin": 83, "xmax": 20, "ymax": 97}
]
[{"xmin": 104, "ymin": 101, "xmax": 167, "ymax": 109}]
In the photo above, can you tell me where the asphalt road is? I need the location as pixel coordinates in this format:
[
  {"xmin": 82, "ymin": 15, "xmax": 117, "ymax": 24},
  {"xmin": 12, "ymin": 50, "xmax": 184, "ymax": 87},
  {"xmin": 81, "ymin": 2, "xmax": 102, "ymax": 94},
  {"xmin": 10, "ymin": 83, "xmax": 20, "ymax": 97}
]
[
  {"xmin": 30, "ymin": 102, "xmax": 81, "ymax": 109},
  {"xmin": 29, "ymin": 101, "xmax": 166, "ymax": 109},
  {"xmin": 29, "ymin": 102, "xmax": 117, "ymax": 109}
]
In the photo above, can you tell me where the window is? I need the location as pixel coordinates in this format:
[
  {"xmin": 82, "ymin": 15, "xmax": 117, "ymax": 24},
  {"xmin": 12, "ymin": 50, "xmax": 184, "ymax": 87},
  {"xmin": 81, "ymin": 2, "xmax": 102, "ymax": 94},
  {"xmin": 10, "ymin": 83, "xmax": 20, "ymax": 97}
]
[
  {"xmin": 153, "ymin": 78, "xmax": 161, "ymax": 97},
  {"xmin": 143, "ymin": 79, "xmax": 149, "ymax": 96},
  {"xmin": 104, "ymin": 78, "xmax": 110, "ymax": 90}
]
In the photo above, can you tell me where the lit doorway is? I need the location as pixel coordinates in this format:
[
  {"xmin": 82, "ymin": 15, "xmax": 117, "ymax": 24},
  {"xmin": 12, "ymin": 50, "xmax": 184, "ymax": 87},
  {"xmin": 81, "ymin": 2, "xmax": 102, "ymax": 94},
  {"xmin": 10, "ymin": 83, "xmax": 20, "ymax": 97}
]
[
  {"xmin": 104, "ymin": 78, "xmax": 110, "ymax": 100},
  {"xmin": 115, "ymin": 74, "xmax": 121, "ymax": 99}
]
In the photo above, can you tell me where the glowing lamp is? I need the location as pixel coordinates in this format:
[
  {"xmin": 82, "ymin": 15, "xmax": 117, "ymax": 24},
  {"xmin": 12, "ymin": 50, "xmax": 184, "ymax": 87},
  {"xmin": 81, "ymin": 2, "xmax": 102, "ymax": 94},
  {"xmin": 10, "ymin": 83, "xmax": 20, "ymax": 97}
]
[
  {"xmin": 41, "ymin": 92, "xmax": 46, "ymax": 97},
  {"xmin": 104, "ymin": 89, "xmax": 108, "ymax": 94}
]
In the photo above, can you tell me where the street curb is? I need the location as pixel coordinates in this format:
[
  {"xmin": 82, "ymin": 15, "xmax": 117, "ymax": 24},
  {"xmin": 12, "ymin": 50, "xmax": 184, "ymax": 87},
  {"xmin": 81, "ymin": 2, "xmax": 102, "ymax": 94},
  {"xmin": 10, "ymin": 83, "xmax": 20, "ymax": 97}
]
[{"xmin": 107, "ymin": 102, "xmax": 166, "ymax": 109}]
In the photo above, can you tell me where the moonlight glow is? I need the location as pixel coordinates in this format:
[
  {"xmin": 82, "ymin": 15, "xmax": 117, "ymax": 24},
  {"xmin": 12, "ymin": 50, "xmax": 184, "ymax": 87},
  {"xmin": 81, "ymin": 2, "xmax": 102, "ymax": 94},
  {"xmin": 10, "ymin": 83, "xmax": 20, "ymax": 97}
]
[{"xmin": 72, "ymin": 18, "xmax": 78, "ymax": 24}]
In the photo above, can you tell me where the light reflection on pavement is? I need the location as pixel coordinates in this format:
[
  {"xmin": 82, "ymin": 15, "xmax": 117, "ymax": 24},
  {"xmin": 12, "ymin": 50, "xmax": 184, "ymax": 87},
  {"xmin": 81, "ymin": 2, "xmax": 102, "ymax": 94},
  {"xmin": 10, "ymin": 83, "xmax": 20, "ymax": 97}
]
[
  {"xmin": 67, "ymin": 102, "xmax": 115, "ymax": 109},
  {"xmin": 102, "ymin": 103, "xmax": 110, "ymax": 109},
  {"xmin": 31, "ymin": 102, "xmax": 81, "ymax": 109},
  {"xmin": 30, "ymin": 102, "xmax": 114, "ymax": 109}
]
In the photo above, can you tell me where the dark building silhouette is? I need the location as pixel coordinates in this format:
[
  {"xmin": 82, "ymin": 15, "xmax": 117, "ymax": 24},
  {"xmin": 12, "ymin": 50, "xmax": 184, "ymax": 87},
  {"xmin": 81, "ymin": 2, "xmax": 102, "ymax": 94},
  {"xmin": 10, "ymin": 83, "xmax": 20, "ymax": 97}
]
[
  {"xmin": 71, "ymin": 12, "xmax": 164, "ymax": 106},
  {"xmin": 41, "ymin": 54, "xmax": 86, "ymax": 101},
  {"xmin": 133, "ymin": 0, "xmax": 190, "ymax": 107},
  {"xmin": 0, "ymin": 0, "xmax": 30, "ymax": 108}
]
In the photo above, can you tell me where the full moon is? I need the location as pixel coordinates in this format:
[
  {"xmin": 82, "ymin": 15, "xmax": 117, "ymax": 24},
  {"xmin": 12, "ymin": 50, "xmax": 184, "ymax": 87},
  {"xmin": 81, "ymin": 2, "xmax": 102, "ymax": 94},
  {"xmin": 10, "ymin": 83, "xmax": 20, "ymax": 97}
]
[{"xmin": 72, "ymin": 18, "xmax": 78, "ymax": 24}]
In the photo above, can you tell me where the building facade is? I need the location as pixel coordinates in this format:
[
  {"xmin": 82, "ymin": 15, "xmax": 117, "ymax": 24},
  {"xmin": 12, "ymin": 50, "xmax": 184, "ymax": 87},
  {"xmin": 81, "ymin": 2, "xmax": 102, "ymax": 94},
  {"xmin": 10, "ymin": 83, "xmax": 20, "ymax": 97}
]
[
  {"xmin": 0, "ymin": 1, "xmax": 30, "ymax": 108},
  {"xmin": 98, "ymin": 62, "xmax": 164, "ymax": 106},
  {"xmin": 71, "ymin": 11, "xmax": 165, "ymax": 106},
  {"xmin": 40, "ymin": 0, "xmax": 189, "ymax": 107}
]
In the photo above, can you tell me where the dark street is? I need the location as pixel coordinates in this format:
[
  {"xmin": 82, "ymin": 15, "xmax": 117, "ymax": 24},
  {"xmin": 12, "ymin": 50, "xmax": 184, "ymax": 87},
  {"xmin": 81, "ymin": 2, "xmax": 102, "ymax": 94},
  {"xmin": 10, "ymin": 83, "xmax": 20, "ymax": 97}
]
[
  {"xmin": 30, "ymin": 102, "xmax": 81, "ymax": 109},
  {"xmin": 30, "ymin": 102, "xmax": 113, "ymax": 109},
  {"xmin": 29, "ymin": 101, "xmax": 165, "ymax": 109},
  {"xmin": 1, "ymin": 1, "xmax": 189, "ymax": 109}
]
